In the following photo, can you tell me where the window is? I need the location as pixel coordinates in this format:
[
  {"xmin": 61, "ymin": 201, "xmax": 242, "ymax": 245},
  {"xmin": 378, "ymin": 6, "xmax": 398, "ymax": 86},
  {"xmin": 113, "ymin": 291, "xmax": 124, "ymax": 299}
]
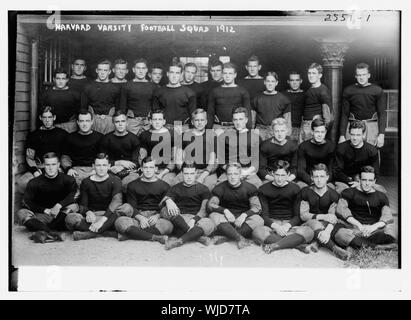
[{"xmin": 384, "ymin": 90, "xmax": 398, "ymax": 132}]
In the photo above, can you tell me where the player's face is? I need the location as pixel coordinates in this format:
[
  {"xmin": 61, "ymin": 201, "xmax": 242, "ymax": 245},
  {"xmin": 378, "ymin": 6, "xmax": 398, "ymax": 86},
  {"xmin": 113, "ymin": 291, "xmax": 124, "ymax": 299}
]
[
  {"xmin": 311, "ymin": 170, "xmax": 329, "ymax": 189},
  {"xmin": 227, "ymin": 166, "xmax": 241, "ymax": 186},
  {"xmin": 192, "ymin": 112, "xmax": 207, "ymax": 131},
  {"xmin": 54, "ymin": 73, "xmax": 69, "ymax": 89},
  {"xmin": 77, "ymin": 113, "xmax": 93, "ymax": 133},
  {"xmin": 307, "ymin": 68, "xmax": 322, "ymax": 84},
  {"xmin": 233, "ymin": 112, "xmax": 248, "ymax": 131},
  {"xmin": 246, "ymin": 61, "xmax": 261, "ymax": 77},
  {"xmin": 40, "ymin": 111, "xmax": 55, "ymax": 129},
  {"xmin": 150, "ymin": 113, "xmax": 166, "ymax": 130},
  {"xmin": 167, "ymin": 66, "xmax": 182, "ymax": 85},
  {"xmin": 222, "ymin": 67, "xmax": 236, "ymax": 85},
  {"xmin": 183, "ymin": 66, "xmax": 197, "ymax": 84},
  {"xmin": 273, "ymin": 124, "xmax": 287, "ymax": 143},
  {"xmin": 288, "ymin": 74, "xmax": 302, "ymax": 91},
  {"xmin": 182, "ymin": 167, "xmax": 197, "ymax": 185},
  {"xmin": 113, "ymin": 115, "xmax": 127, "ymax": 133},
  {"xmin": 359, "ymin": 172, "xmax": 376, "ymax": 192},
  {"xmin": 150, "ymin": 68, "xmax": 163, "ymax": 84},
  {"xmin": 72, "ymin": 59, "xmax": 86, "ymax": 76},
  {"xmin": 355, "ymin": 68, "xmax": 371, "ymax": 86},
  {"xmin": 133, "ymin": 62, "xmax": 148, "ymax": 80},
  {"xmin": 44, "ymin": 157, "xmax": 60, "ymax": 178},
  {"xmin": 94, "ymin": 158, "xmax": 110, "ymax": 177},
  {"xmin": 349, "ymin": 128, "xmax": 365, "ymax": 147},
  {"xmin": 113, "ymin": 63, "xmax": 128, "ymax": 80},
  {"xmin": 142, "ymin": 161, "xmax": 156, "ymax": 179},
  {"xmin": 312, "ymin": 125, "xmax": 327, "ymax": 143},
  {"xmin": 264, "ymin": 75, "xmax": 278, "ymax": 92},
  {"xmin": 273, "ymin": 168, "xmax": 289, "ymax": 187},
  {"xmin": 210, "ymin": 65, "xmax": 223, "ymax": 81},
  {"xmin": 96, "ymin": 63, "xmax": 111, "ymax": 81}
]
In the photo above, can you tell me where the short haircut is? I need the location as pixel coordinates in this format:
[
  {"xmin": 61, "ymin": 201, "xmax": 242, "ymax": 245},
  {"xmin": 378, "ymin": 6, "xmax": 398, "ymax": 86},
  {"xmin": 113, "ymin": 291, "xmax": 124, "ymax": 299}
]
[
  {"xmin": 310, "ymin": 163, "xmax": 329, "ymax": 176},
  {"xmin": 271, "ymin": 117, "xmax": 287, "ymax": 128},
  {"xmin": 150, "ymin": 109, "xmax": 165, "ymax": 119},
  {"xmin": 184, "ymin": 62, "xmax": 198, "ymax": 72},
  {"xmin": 77, "ymin": 110, "xmax": 93, "ymax": 120},
  {"xmin": 223, "ymin": 62, "xmax": 237, "ymax": 73},
  {"xmin": 39, "ymin": 106, "xmax": 55, "ymax": 116},
  {"xmin": 113, "ymin": 59, "xmax": 128, "ymax": 67},
  {"xmin": 53, "ymin": 68, "xmax": 69, "ymax": 78},
  {"xmin": 97, "ymin": 59, "xmax": 112, "ymax": 69},
  {"xmin": 95, "ymin": 153, "xmax": 109, "ymax": 162},
  {"xmin": 133, "ymin": 58, "xmax": 148, "ymax": 67},
  {"xmin": 72, "ymin": 57, "xmax": 86, "ymax": 65},
  {"xmin": 168, "ymin": 61, "xmax": 183, "ymax": 72},
  {"xmin": 149, "ymin": 62, "xmax": 164, "ymax": 72},
  {"xmin": 226, "ymin": 162, "xmax": 242, "ymax": 171},
  {"xmin": 288, "ymin": 71, "xmax": 301, "ymax": 78},
  {"xmin": 142, "ymin": 156, "xmax": 156, "ymax": 165},
  {"xmin": 208, "ymin": 58, "xmax": 223, "ymax": 70},
  {"xmin": 272, "ymin": 160, "xmax": 290, "ymax": 174},
  {"xmin": 43, "ymin": 152, "xmax": 59, "ymax": 162},
  {"xmin": 308, "ymin": 63, "xmax": 323, "ymax": 74},
  {"xmin": 232, "ymin": 106, "xmax": 248, "ymax": 116},
  {"xmin": 182, "ymin": 161, "xmax": 197, "ymax": 170},
  {"xmin": 112, "ymin": 110, "xmax": 127, "ymax": 121},
  {"xmin": 191, "ymin": 108, "xmax": 207, "ymax": 119},
  {"xmin": 311, "ymin": 118, "xmax": 327, "ymax": 130},
  {"xmin": 356, "ymin": 62, "xmax": 370, "ymax": 72},
  {"xmin": 247, "ymin": 55, "xmax": 260, "ymax": 64},
  {"xmin": 349, "ymin": 120, "xmax": 366, "ymax": 133},
  {"xmin": 360, "ymin": 165, "xmax": 375, "ymax": 176},
  {"xmin": 265, "ymin": 71, "xmax": 279, "ymax": 81}
]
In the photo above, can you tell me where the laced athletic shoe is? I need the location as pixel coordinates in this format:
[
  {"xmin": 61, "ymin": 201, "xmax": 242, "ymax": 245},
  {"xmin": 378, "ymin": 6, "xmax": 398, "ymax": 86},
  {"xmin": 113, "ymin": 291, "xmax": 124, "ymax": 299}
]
[
  {"xmin": 263, "ymin": 243, "xmax": 280, "ymax": 254},
  {"xmin": 332, "ymin": 246, "xmax": 352, "ymax": 261},
  {"xmin": 73, "ymin": 231, "xmax": 98, "ymax": 241},
  {"xmin": 151, "ymin": 234, "xmax": 168, "ymax": 244},
  {"xmin": 307, "ymin": 241, "xmax": 320, "ymax": 253},
  {"xmin": 296, "ymin": 244, "xmax": 311, "ymax": 254},
  {"xmin": 237, "ymin": 237, "xmax": 251, "ymax": 249},
  {"xmin": 165, "ymin": 238, "xmax": 184, "ymax": 250},
  {"xmin": 213, "ymin": 235, "xmax": 230, "ymax": 245},
  {"xmin": 197, "ymin": 236, "xmax": 211, "ymax": 246}
]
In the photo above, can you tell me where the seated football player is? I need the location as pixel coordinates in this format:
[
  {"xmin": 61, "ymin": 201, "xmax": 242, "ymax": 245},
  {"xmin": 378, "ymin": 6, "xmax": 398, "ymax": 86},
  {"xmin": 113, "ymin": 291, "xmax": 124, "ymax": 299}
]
[
  {"xmin": 207, "ymin": 162, "xmax": 264, "ymax": 249},
  {"xmin": 65, "ymin": 153, "xmax": 122, "ymax": 240}
]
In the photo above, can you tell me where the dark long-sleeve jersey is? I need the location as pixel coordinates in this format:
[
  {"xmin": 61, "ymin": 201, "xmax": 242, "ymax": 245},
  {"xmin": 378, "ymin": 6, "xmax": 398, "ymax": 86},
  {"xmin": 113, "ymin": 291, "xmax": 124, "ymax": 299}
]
[
  {"xmin": 183, "ymin": 82, "xmax": 204, "ymax": 109},
  {"xmin": 200, "ymin": 79, "xmax": 223, "ymax": 108},
  {"xmin": 258, "ymin": 139, "xmax": 298, "ymax": 179},
  {"xmin": 208, "ymin": 181, "xmax": 261, "ymax": 217},
  {"xmin": 237, "ymin": 78, "xmax": 265, "ymax": 109},
  {"xmin": 81, "ymin": 81, "xmax": 121, "ymax": 115},
  {"xmin": 126, "ymin": 178, "xmax": 170, "ymax": 216},
  {"xmin": 299, "ymin": 186, "xmax": 339, "ymax": 222},
  {"xmin": 100, "ymin": 132, "xmax": 140, "ymax": 166},
  {"xmin": 62, "ymin": 131, "xmax": 104, "ymax": 168},
  {"xmin": 206, "ymin": 86, "xmax": 251, "ymax": 129},
  {"xmin": 41, "ymin": 88, "xmax": 81, "ymax": 123},
  {"xmin": 333, "ymin": 141, "xmax": 379, "ymax": 184},
  {"xmin": 297, "ymin": 139, "xmax": 335, "ymax": 184},
  {"xmin": 258, "ymin": 182, "xmax": 301, "ymax": 226},
  {"xmin": 152, "ymin": 85, "xmax": 196, "ymax": 124},
  {"xmin": 120, "ymin": 81, "xmax": 157, "ymax": 117},
  {"xmin": 23, "ymin": 172, "xmax": 77, "ymax": 213},
  {"xmin": 340, "ymin": 83, "xmax": 387, "ymax": 134},
  {"xmin": 139, "ymin": 129, "xmax": 175, "ymax": 170},
  {"xmin": 253, "ymin": 92, "xmax": 291, "ymax": 126},
  {"xmin": 303, "ymin": 84, "xmax": 332, "ymax": 120},
  {"xmin": 79, "ymin": 175, "xmax": 122, "ymax": 217},
  {"xmin": 165, "ymin": 182, "xmax": 210, "ymax": 216},
  {"xmin": 68, "ymin": 77, "xmax": 91, "ymax": 94},
  {"xmin": 282, "ymin": 89, "xmax": 305, "ymax": 127}
]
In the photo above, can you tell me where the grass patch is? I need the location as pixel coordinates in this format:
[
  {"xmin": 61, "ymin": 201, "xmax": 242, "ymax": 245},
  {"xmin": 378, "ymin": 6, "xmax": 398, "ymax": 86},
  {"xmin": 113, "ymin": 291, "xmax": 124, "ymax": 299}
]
[{"xmin": 344, "ymin": 247, "xmax": 398, "ymax": 269}]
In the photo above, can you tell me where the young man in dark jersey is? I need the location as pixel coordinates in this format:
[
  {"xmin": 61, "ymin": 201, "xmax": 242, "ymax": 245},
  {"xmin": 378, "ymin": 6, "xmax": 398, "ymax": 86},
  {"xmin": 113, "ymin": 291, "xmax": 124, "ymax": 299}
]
[
  {"xmin": 120, "ymin": 58, "xmax": 156, "ymax": 135},
  {"xmin": 16, "ymin": 152, "xmax": 78, "ymax": 243},
  {"xmin": 207, "ymin": 162, "xmax": 264, "ymax": 249},
  {"xmin": 161, "ymin": 162, "xmax": 215, "ymax": 250},
  {"xmin": 258, "ymin": 117, "xmax": 297, "ymax": 185},
  {"xmin": 298, "ymin": 164, "xmax": 352, "ymax": 260},
  {"xmin": 61, "ymin": 110, "xmax": 104, "ymax": 187},
  {"xmin": 152, "ymin": 61, "xmax": 196, "ymax": 134},
  {"xmin": 41, "ymin": 68, "xmax": 80, "ymax": 133},
  {"xmin": 282, "ymin": 71, "xmax": 305, "ymax": 142},
  {"xmin": 114, "ymin": 156, "xmax": 173, "ymax": 243},
  {"xmin": 175, "ymin": 108, "xmax": 218, "ymax": 191},
  {"xmin": 300, "ymin": 63, "xmax": 332, "ymax": 142},
  {"xmin": 297, "ymin": 118, "xmax": 335, "ymax": 188},
  {"xmin": 339, "ymin": 63, "xmax": 386, "ymax": 148},
  {"xmin": 200, "ymin": 59, "xmax": 224, "ymax": 108},
  {"xmin": 252, "ymin": 160, "xmax": 314, "ymax": 253},
  {"xmin": 253, "ymin": 72, "xmax": 291, "ymax": 140},
  {"xmin": 65, "ymin": 153, "xmax": 122, "ymax": 240},
  {"xmin": 138, "ymin": 109, "xmax": 177, "ymax": 186},
  {"xmin": 181, "ymin": 62, "xmax": 204, "ymax": 108},
  {"xmin": 148, "ymin": 62, "xmax": 164, "ymax": 87},
  {"xmin": 67, "ymin": 57, "xmax": 90, "ymax": 94},
  {"xmin": 334, "ymin": 166, "xmax": 397, "ymax": 250},
  {"xmin": 16, "ymin": 106, "xmax": 68, "ymax": 194},
  {"xmin": 111, "ymin": 58, "xmax": 129, "ymax": 86},
  {"xmin": 99, "ymin": 110, "xmax": 140, "ymax": 191},
  {"xmin": 207, "ymin": 62, "xmax": 251, "ymax": 133},
  {"xmin": 81, "ymin": 59, "xmax": 121, "ymax": 134}
]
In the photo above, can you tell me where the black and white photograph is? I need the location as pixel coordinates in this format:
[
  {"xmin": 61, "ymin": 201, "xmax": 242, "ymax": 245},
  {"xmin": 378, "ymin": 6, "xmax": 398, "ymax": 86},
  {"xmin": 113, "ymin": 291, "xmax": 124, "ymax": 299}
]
[{"xmin": 5, "ymin": 4, "xmax": 406, "ymax": 298}]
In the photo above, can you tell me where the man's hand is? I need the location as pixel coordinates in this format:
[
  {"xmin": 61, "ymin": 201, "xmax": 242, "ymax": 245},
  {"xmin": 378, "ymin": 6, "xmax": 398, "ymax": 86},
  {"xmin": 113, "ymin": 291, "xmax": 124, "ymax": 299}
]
[
  {"xmin": 338, "ymin": 136, "xmax": 346, "ymax": 144},
  {"xmin": 44, "ymin": 208, "xmax": 51, "ymax": 215},
  {"xmin": 50, "ymin": 204, "xmax": 62, "ymax": 218},
  {"xmin": 117, "ymin": 160, "xmax": 136, "ymax": 170},
  {"xmin": 188, "ymin": 219, "xmax": 196, "ymax": 229},
  {"xmin": 33, "ymin": 170, "xmax": 42, "ymax": 177},
  {"xmin": 89, "ymin": 217, "xmax": 107, "ymax": 233},
  {"xmin": 86, "ymin": 211, "xmax": 97, "ymax": 223},
  {"xmin": 223, "ymin": 209, "xmax": 236, "ymax": 223},
  {"xmin": 348, "ymin": 181, "xmax": 360, "ymax": 188},
  {"xmin": 115, "ymin": 203, "xmax": 133, "ymax": 216},
  {"xmin": 137, "ymin": 215, "xmax": 150, "ymax": 229},
  {"xmin": 271, "ymin": 223, "xmax": 289, "ymax": 237},
  {"xmin": 376, "ymin": 134, "xmax": 385, "ymax": 148},
  {"xmin": 166, "ymin": 199, "xmax": 180, "ymax": 216},
  {"xmin": 320, "ymin": 214, "xmax": 337, "ymax": 225},
  {"xmin": 317, "ymin": 230, "xmax": 331, "ymax": 244},
  {"xmin": 110, "ymin": 165, "xmax": 124, "ymax": 174},
  {"xmin": 147, "ymin": 214, "xmax": 159, "ymax": 226},
  {"xmin": 67, "ymin": 168, "xmax": 78, "ymax": 177},
  {"xmin": 362, "ymin": 224, "xmax": 378, "ymax": 238},
  {"xmin": 234, "ymin": 213, "xmax": 247, "ymax": 228}
]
